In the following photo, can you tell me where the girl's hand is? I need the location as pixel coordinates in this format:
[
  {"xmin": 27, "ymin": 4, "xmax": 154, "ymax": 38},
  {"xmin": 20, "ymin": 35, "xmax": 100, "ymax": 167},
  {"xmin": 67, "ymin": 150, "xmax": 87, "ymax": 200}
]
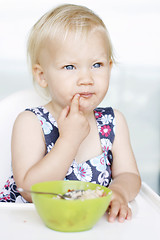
[
  {"xmin": 107, "ymin": 189, "xmax": 132, "ymax": 223},
  {"xmin": 58, "ymin": 94, "xmax": 90, "ymax": 147}
]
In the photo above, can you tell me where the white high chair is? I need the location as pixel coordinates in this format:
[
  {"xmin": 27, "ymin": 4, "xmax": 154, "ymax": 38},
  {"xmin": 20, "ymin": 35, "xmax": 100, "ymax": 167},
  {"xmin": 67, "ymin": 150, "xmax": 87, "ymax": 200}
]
[{"xmin": 0, "ymin": 89, "xmax": 47, "ymax": 189}]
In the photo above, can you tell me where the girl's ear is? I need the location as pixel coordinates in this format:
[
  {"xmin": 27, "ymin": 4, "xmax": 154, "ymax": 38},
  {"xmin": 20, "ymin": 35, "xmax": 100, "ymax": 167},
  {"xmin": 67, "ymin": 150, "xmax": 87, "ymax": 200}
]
[
  {"xmin": 32, "ymin": 64, "xmax": 48, "ymax": 88},
  {"xmin": 109, "ymin": 59, "xmax": 113, "ymax": 70},
  {"xmin": 108, "ymin": 60, "xmax": 113, "ymax": 78}
]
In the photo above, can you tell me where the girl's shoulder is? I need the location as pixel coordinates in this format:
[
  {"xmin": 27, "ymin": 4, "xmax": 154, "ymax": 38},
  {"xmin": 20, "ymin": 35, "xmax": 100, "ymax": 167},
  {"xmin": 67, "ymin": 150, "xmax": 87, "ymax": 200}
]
[
  {"xmin": 113, "ymin": 109, "xmax": 128, "ymax": 128},
  {"xmin": 12, "ymin": 106, "xmax": 46, "ymax": 128},
  {"xmin": 12, "ymin": 106, "xmax": 50, "ymax": 148},
  {"xmin": 12, "ymin": 107, "xmax": 45, "ymax": 140},
  {"xmin": 13, "ymin": 109, "xmax": 39, "ymax": 129}
]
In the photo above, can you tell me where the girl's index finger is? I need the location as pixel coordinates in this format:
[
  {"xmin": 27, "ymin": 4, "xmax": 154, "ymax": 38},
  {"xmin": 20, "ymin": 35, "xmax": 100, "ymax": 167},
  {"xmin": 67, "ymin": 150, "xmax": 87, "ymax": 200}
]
[{"xmin": 70, "ymin": 94, "xmax": 80, "ymax": 114}]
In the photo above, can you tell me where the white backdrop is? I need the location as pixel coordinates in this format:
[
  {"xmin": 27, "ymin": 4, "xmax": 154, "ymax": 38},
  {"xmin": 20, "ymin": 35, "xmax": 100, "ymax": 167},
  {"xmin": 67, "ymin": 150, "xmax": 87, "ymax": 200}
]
[
  {"xmin": 0, "ymin": 0, "xmax": 160, "ymax": 193},
  {"xmin": 0, "ymin": 0, "xmax": 160, "ymax": 65}
]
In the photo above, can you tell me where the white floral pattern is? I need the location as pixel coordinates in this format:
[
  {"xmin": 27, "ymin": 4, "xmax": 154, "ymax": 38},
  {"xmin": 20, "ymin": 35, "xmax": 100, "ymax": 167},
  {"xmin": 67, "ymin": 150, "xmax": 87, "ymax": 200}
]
[
  {"xmin": 101, "ymin": 114, "xmax": 113, "ymax": 124},
  {"xmin": 73, "ymin": 161, "xmax": 92, "ymax": 182},
  {"xmin": 38, "ymin": 116, "xmax": 53, "ymax": 135},
  {"xmin": 90, "ymin": 154, "xmax": 106, "ymax": 172}
]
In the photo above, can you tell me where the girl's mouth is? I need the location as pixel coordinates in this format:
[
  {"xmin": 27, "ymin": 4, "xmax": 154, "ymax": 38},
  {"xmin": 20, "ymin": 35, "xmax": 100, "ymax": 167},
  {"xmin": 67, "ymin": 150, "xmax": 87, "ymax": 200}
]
[{"xmin": 79, "ymin": 92, "xmax": 93, "ymax": 98}]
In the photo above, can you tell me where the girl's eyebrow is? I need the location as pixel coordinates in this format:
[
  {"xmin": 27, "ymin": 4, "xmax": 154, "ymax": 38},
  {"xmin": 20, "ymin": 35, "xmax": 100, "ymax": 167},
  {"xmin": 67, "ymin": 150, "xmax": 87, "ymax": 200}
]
[{"xmin": 55, "ymin": 60, "xmax": 77, "ymax": 66}]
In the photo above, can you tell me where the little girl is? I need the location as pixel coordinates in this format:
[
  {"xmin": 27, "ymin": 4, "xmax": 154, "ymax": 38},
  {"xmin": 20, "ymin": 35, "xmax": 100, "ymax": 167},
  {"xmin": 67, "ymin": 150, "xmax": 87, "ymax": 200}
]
[{"xmin": 0, "ymin": 4, "xmax": 141, "ymax": 223}]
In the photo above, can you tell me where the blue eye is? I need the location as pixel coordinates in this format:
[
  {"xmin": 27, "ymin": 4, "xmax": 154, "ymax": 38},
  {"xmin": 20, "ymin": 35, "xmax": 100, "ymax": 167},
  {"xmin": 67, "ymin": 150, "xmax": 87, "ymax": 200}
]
[
  {"xmin": 93, "ymin": 63, "xmax": 101, "ymax": 68},
  {"xmin": 64, "ymin": 65, "xmax": 74, "ymax": 70}
]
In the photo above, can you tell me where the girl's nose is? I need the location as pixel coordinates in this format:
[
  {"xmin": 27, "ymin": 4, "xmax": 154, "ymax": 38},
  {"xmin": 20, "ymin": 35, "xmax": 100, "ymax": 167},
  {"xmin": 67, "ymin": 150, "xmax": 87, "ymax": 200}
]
[{"xmin": 77, "ymin": 70, "xmax": 94, "ymax": 85}]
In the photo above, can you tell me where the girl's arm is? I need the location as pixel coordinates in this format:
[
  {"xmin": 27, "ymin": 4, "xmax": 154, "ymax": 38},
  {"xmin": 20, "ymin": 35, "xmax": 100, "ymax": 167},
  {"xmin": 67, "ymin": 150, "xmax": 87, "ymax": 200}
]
[
  {"xmin": 108, "ymin": 109, "xmax": 141, "ymax": 222},
  {"xmin": 12, "ymin": 94, "xmax": 89, "ymax": 202}
]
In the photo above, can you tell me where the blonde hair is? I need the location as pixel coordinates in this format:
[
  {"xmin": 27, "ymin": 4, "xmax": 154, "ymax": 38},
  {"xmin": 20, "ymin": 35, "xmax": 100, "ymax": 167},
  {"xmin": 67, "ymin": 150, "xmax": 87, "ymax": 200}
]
[{"xmin": 27, "ymin": 4, "xmax": 114, "ymax": 100}]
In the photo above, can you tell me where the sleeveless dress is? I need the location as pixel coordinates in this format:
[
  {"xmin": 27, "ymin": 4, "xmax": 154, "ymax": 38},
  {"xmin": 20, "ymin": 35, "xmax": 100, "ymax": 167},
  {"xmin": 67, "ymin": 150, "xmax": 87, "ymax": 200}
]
[{"xmin": 0, "ymin": 106, "xmax": 115, "ymax": 203}]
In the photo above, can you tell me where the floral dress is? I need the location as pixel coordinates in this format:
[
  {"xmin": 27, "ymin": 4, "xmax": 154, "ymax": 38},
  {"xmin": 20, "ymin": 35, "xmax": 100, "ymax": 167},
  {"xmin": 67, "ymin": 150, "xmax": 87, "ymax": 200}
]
[{"xmin": 0, "ymin": 106, "xmax": 115, "ymax": 203}]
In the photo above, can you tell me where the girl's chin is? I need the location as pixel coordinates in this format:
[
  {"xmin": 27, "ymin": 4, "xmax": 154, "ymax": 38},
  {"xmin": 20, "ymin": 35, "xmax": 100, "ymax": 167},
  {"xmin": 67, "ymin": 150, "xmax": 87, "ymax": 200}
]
[
  {"xmin": 79, "ymin": 96, "xmax": 100, "ymax": 111},
  {"xmin": 79, "ymin": 102, "xmax": 95, "ymax": 113}
]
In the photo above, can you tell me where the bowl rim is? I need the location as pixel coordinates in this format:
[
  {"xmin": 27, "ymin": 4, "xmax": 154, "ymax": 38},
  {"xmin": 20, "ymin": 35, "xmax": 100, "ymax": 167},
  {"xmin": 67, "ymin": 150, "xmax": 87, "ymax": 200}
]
[{"xmin": 31, "ymin": 180, "xmax": 112, "ymax": 202}]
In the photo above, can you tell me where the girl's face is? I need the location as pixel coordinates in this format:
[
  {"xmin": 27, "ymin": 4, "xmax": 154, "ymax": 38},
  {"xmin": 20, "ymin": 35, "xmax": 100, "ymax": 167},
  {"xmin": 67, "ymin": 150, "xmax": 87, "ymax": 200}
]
[{"xmin": 36, "ymin": 30, "xmax": 112, "ymax": 115}]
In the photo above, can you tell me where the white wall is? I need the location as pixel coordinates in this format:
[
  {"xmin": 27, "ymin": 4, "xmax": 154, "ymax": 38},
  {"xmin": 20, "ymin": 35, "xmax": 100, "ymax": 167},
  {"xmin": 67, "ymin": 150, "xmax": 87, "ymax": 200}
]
[{"xmin": 0, "ymin": 0, "xmax": 160, "ymax": 193}]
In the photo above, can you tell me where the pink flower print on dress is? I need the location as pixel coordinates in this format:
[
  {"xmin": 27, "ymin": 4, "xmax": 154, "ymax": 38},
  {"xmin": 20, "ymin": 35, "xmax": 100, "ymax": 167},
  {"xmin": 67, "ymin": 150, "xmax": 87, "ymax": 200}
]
[
  {"xmin": 94, "ymin": 111, "xmax": 102, "ymax": 119},
  {"xmin": 4, "ymin": 180, "xmax": 10, "ymax": 189},
  {"xmin": 100, "ymin": 125, "xmax": 111, "ymax": 137},
  {"xmin": 79, "ymin": 166, "xmax": 86, "ymax": 177},
  {"xmin": 100, "ymin": 156, "xmax": 104, "ymax": 165},
  {"xmin": 0, "ymin": 194, "xmax": 10, "ymax": 201}
]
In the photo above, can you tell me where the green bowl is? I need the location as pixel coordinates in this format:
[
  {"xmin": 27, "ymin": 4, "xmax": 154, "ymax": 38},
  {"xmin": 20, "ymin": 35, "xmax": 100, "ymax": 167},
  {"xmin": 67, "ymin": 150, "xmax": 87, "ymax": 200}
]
[{"xmin": 31, "ymin": 180, "xmax": 112, "ymax": 232}]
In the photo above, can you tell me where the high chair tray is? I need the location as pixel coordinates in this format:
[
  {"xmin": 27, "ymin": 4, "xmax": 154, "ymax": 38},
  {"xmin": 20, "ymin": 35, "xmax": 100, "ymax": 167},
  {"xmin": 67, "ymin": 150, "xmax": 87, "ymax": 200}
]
[{"xmin": 0, "ymin": 182, "xmax": 160, "ymax": 240}]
